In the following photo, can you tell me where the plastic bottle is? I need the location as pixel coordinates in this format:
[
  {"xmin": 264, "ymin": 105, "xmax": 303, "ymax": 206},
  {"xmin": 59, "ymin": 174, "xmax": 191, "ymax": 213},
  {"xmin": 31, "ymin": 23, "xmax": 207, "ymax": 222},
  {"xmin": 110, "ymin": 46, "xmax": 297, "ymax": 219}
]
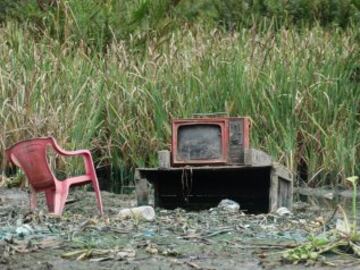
[{"xmin": 118, "ymin": 206, "xmax": 155, "ymax": 221}]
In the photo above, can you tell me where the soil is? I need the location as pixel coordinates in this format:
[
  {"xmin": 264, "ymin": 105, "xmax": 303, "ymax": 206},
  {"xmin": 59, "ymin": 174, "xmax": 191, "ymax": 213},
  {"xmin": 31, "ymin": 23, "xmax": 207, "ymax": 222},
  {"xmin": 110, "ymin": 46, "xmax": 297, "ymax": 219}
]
[{"xmin": 0, "ymin": 187, "xmax": 359, "ymax": 270}]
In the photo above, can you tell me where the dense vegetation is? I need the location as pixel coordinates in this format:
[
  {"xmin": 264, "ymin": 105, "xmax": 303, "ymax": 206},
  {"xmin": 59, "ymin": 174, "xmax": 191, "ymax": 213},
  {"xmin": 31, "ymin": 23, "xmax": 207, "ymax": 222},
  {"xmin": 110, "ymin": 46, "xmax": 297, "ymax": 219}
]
[{"xmin": 0, "ymin": 0, "xmax": 359, "ymax": 190}]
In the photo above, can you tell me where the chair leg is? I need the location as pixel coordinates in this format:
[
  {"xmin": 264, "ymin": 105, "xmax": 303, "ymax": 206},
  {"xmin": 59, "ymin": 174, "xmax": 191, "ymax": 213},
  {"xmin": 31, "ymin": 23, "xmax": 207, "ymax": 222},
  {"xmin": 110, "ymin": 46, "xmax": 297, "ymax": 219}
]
[
  {"xmin": 91, "ymin": 177, "xmax": 104, "ymax": 215},
  {"xmin": 30, "ymin": 191, "xmax": 37, "ymax": 210},
  {"xmin": 45, "ymin": 189, "xmax": 55, "ymax": 212},
  {"xmin": 53, "ymin": 184, "xmax": 69, "ymax": 216}
]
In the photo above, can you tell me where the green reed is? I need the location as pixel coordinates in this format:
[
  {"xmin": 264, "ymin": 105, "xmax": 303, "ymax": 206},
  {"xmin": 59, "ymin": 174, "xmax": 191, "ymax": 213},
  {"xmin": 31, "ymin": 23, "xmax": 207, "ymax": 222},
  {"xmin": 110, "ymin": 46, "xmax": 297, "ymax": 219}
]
[{"xmin": 0, "ymin": 22, "xmax": 359, "ymax": 190}]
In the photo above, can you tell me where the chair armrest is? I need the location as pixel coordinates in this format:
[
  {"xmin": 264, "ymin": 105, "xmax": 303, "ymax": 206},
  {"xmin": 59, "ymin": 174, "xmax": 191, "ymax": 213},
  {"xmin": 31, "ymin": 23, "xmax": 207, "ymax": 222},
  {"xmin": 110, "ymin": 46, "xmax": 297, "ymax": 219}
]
[
  {"xmin": 49, "ymin": 137, "xmax": 96, "ymax": 176},
  {"xmin": 50, "ymin": 137, "xmax": 91, "ymax": 157},
  {"xmin": 5, "ymin": 151, "xmax": 21, "ymax": 168},
  {"xmin": 54, "ymin": 148, "xmax": 91, "ymax": 157}
]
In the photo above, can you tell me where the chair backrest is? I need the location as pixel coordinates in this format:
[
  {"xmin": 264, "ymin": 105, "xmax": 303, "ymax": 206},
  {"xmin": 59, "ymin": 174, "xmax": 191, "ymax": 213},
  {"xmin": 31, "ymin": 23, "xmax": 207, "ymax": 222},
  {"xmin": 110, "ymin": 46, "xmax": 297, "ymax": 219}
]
[{"xmin": 6, "ymin": 137, "xmax": 56, "ymax": 191}]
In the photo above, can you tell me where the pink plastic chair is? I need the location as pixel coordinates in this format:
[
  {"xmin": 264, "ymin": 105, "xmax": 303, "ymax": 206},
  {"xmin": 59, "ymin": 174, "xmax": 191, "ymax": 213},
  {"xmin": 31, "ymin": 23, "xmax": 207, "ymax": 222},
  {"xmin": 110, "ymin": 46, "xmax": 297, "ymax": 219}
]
[{"xmin": 5, "ymin": 137, "xmax": 103, "ymax": 216}]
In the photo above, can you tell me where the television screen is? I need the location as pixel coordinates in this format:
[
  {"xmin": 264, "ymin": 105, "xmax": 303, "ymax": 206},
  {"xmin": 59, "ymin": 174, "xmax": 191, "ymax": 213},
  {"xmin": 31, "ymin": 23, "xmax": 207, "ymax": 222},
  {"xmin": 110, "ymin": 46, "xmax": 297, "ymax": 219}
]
[{"xmin": 177, "ymin": 124, "xmax": 222, "ymax": 160}]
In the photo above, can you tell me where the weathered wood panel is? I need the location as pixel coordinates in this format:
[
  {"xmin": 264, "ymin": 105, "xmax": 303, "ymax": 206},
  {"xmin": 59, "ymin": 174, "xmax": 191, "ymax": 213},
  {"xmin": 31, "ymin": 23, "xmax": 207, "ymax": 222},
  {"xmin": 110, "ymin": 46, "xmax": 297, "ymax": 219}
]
[
  {"xmin": 137, "ymin": 148, "xmax": 293, "ymax": 213},
  {"xmin": 244, "ymin": 148, "xmax": 272, "ymax": 167}
]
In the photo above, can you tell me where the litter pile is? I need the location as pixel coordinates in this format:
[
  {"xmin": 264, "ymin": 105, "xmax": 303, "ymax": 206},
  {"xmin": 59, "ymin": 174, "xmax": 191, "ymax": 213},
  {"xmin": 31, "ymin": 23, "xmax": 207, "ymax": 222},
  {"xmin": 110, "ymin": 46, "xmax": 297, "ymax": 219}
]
[{"xmin": 0, "ymin": 188, "xmax": 353, "ymax": 270}]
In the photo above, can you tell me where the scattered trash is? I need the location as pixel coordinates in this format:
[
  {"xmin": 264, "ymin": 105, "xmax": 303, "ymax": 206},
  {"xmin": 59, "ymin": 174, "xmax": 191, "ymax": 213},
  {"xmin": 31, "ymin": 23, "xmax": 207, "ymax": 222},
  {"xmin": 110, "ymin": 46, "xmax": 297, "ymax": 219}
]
[
  {"xmin": 143, "ymin": 229, "xmax": 156, "ymax": 238},
  {"xmin": 217, "ymin": 199, "xmax": 240, "ymax": 212},
  {"xmin": 275, "ymin": 207, "xmax": 292, "ymax": 216},
  {"xmin": 161, "ymin": 248, "xmax": 180, "ymax": 257},
  {"xmin": 323, "ymin": 192, "xmax": 334, "ymax": 200},
  {"xmin": 145, "ymin": 242, "xmax": 159, "ymax": 255},
  {"xmin": 1, "ymin": 188, "xmax": 356, "ymax": 268},
  {"xmin": 3, "ymin": 237, "xmax": 61, "ymax": 255},
  {"xmin": 62, "ymin": 247, "xmax": 136, "ymax": 262},
  {"xmin": 15, "ymin": 224, "xmax": 33, "ymax": 238},
  {"xmin": 314, "ymin": 216, "xmax": 325, "ymax": 226},
  {"xmin": 336, "ymin": 218, "xmax": 350, "ymax": 235},
  {"xmin": 115, "ymin": 248, "xmax": 136, "ymax": 261},
  {"xmin": 118, "ymin": 206, "xmax": 155, "ymax": 221}
]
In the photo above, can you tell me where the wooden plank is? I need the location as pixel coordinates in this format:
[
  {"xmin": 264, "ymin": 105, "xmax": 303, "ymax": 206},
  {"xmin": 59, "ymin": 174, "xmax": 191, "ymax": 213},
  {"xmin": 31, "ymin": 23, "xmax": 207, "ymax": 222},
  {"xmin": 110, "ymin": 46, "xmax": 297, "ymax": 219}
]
[
  {"xmin": 134, "ymin": 168, "xmax": 149, "ymax": 205},
  {"xmin": 244, "ymin": 148, "xmax": 272, "ymax": 167},
  {"xmin": 137, "ymin": 165, "xmax": 272, "ymax": 172},
  {"xmin": 153, "ymin": 180, "xmax": 160, "ymax": 207},
  {"xmin": 136, "ymin": 150, "xmax": 294, "ymax": 212},
  {"xmin": 273, "ymin": 163, "xmax": 293, "ymax": 209},
  {"xmin": 158, "ymin": 150, "xmax": 171, "ymax": 168},
  {"xmin": 273, "ymin": 163, "xmax": 293, "ymax": 210},
  {"xmin": 273, "ymin": 162, "xmax": 293, "ymax": 181},
  {"xmin": 285, "ymin": 177, "xmax": 293, "ymax": 209},
  {"xmin": 286, "ymin": 178, "xmax": 293, "ymax": 210},
  {"xmin": 269, "ymin": 169, "xmax": 278, "ymax": 212},
  {"xmin": 281, "ymin": 178, "xmax": 293, "ymax": 210}
]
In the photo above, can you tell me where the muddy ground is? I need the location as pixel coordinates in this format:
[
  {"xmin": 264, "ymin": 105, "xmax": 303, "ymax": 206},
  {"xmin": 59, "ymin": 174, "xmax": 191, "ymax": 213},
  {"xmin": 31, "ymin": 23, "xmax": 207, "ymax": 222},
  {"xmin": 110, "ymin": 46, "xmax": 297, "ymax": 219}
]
[{"xmin": 0, "ymin": 188, "xmax": 359, "ymax": 270}]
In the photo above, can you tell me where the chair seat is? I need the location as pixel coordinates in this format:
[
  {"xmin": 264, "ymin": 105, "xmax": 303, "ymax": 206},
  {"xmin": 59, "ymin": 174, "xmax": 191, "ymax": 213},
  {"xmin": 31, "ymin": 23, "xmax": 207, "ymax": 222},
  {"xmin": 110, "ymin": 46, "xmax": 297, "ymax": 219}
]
[{"xmin": 65, "ymin": 175, "xmax": 92, "ymax": 186}]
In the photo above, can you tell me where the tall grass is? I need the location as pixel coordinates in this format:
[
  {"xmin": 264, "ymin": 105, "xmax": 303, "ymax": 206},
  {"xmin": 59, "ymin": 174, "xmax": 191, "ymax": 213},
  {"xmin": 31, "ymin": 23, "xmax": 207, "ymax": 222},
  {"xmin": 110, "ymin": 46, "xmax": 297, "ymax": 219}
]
[
  {"xmin": 0, "ymin": 20, "xmax": 359, "ymax": 190},
  {"xmin": 3, "ymin": 0, "xmax": 359, "ymax": 53}
]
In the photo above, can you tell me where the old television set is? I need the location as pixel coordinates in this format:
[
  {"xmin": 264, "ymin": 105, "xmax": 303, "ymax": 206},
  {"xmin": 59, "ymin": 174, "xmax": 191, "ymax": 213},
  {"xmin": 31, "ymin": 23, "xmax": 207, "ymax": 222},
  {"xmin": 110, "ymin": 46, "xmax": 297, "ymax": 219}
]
[{"xmin": 171, "ymin": 116, "xmax": 251, "ymax": 166}]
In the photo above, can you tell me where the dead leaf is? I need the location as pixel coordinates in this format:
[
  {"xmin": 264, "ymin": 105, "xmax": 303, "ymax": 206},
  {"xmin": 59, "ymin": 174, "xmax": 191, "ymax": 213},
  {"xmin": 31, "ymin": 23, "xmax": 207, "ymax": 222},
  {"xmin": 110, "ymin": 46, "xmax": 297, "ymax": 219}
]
[
  {"xmin": 62, "ymin": 249, "xmax": 88, "ymax": 259},
  {"xmin": 184, "ymin": 261, "xmax": 202, "ymax": 269},
  {"xmin": 116, "ymin": 248, "xmax": 136, "ymax": 260},
  {"xmin": 145, "ymin": 243, "xmax": 158, "ymax": 255}
]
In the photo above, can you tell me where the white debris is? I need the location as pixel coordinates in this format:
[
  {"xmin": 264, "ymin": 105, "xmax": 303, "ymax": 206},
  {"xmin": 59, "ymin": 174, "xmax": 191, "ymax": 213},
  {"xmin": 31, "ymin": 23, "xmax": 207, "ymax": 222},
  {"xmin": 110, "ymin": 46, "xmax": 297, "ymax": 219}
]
[
  {"xmin": 323, "ymin": 192, "xmax": 334, "ymax": 200},
  {"xmin": 15, "ymin": 224, "xmax": 33, "ymax": 237},
  {"xmin": 336, "ymin": 218, "xmax": 351, "ymax": 235},
  {"xmin": 217, "ymin": 199, "xmax": 240, "ymax": 212},
  {"xmin": 276, "ymin": 207, "xmax": 292, "ymax": 216},
  {"xmin": 118, "ymin": 206, "xmax": 155, "ymax": 221}
]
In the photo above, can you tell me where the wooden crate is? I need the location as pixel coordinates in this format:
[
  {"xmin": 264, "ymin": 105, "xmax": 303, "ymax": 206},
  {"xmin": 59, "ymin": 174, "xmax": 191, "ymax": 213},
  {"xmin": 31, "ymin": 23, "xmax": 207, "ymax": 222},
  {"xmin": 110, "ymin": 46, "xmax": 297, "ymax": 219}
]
[{"xmin": 135, "ymin": 149, "xmax": 293, "ymax": 213}]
